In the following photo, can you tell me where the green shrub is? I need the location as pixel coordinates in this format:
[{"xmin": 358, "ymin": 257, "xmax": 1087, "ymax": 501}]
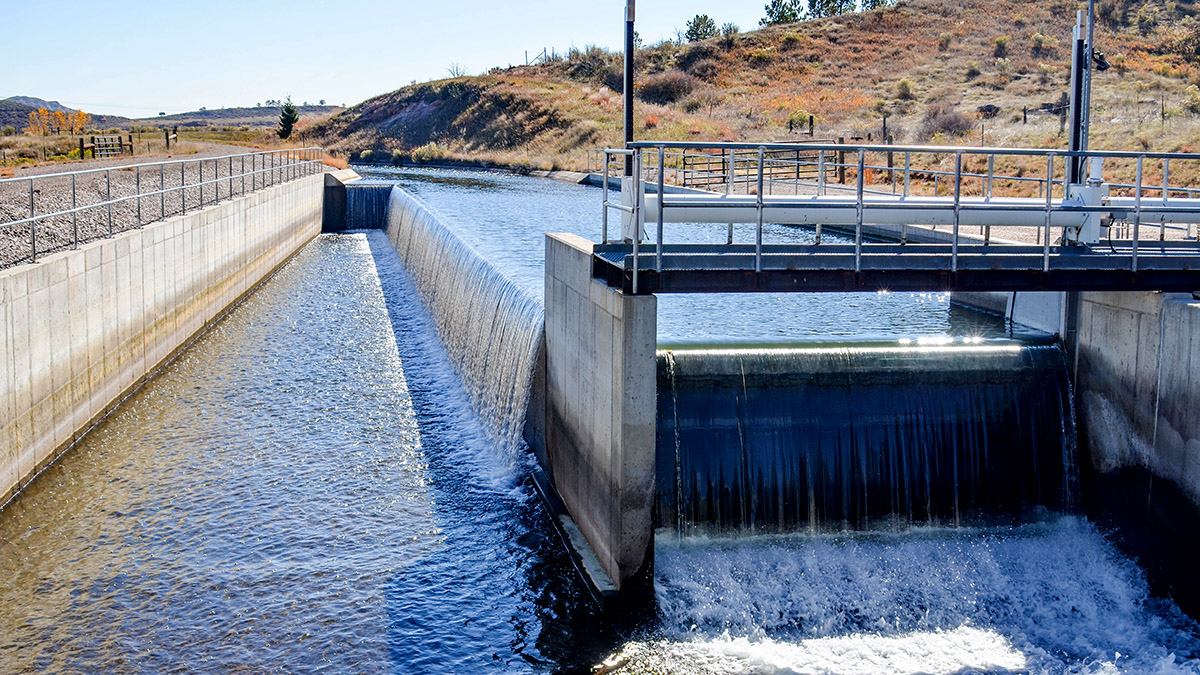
[
  {"xmin": 391, "ymin": 149, "xmax": 405, "ymax": 166},
  {"xmin": 895, "ymin": 78, "xmax": 914, "ymax": 100},
  {"xmin": 780, "ymin": 33, "xmax": 805, "ymax": 51},
  {"xmin": 938, "ymin": 32, "xmax": 953, "ymax": 50},
  {"xmin": 993, "ymin": 35, "xmax": 1011, "ymax": 58},
  {"xmin": 359, "ymin": 149, "xmax": 374, "ymax": 162},
  {"xmin": 965, "ymin": 60, "xmax": 981, "ymax": 80},
  {"xmin": 411, "ymin": 142, "xmax": 445, "ymax": 162}
]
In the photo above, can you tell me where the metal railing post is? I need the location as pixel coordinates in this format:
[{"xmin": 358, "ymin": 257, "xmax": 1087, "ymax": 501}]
[
  {"xmin": 756, "ymin": 146, "xmax": 764, "ymax": 273},
  {"xmin": 241, "ymin": 155, "xmax": 246, "ymax": 195},
  {"xmin": 601, "ymin": 152, "xmax": 610, "ymax": 242},
  {"xmin": 855, "ymin": 149, "xmax": 864, "ymax": 273},
  {"xmin": 952, "ymin": 152, "xmax": 962, "ymax": 272},
  {"xmin": 72, "ymin": 173, "xmax": 78, "ymax": 249},
  {"xmin": 818, "ymin": 150, "xmax": 826, "ymax": 196},
  {"xmin": 106, "ymin": 169, "xmax": 112, "ymax": 236},
  {"xmin": 1133, "ymin": 156, "xmax": 1143, "ymax": 272},
  {"xmin": 199, "ymin": 160, "xmax": 204, "ymax": 206},
  {"xmin": 136, "ymin": 166, "xmax": 142, "ymax": 227},
  {"xmin": 632, "ymin": 150, "xmax": 642, "ymax": 295},
  {"xmin": 1161, "ymin": 158, "xmax": 1169, "ymax": 241},
  {"xmin": 182, "ymin": 161, "xmax": 187, "ymax": 215},
  {"xmin": 28, "ymin": 178, "xmax": 35, "ymax": 262},
  {"xmin": 657, "ymin": 146, "xmax": 665, "ymax": 272},
  {"xmin": 1043, "ymin": 154, "xmax": 1054, "ymax": 271},
  {"xmin": 727, "ymin": 148, "xmax": 735, "ymax": 244},
  {"xmin": 160, "ymin": 163, "xmax": 165, "ymax": 219}
]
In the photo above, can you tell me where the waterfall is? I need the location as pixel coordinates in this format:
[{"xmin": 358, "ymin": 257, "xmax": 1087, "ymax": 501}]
[
  {"xmin": 382, "ymin": 187, "xmax": 545, "ymax": 453},
  {"xmin": 345, "ymin": 185, "xmax": 392, "ymax": 230},
  {"xmin": 656, "ymin": 340, "xmax": 1077, "ymax": 534}
]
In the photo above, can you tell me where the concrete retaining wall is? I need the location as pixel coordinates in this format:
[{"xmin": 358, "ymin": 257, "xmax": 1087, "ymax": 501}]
[
  {"xmin": 544, "ymin": 233, "xmax": 657, "ymax": 591},
  {"xmin": 1077, "ymin": 291, "xmax": 1200, "ymax": 491},
  {"xmin": 1, "ymin": 174, "xmax": 325, "ymax": 506}
]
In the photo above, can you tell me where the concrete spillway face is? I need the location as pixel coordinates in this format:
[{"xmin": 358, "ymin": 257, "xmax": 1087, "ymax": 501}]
[
  {"xmin": 656, "ymin": 341, "xmax": 1079, "ymax": 536},
  {"xmin": 382, "ymin": 187, "xmax": 545, "ymax": 456}
]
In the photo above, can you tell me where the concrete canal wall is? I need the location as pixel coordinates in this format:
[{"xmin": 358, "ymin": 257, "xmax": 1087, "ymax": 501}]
[
  {"xmin": 1, "ymin": 173, "xmax": 325, "ymax": 506},
  {"xmin": 544, "ymin": 233, "xmax": 657, "ymax": 592}
]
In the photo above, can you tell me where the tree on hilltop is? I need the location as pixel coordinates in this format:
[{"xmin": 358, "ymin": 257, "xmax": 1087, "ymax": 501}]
[
  {"xmin": 761, "ymin": 0, "xmax": 804, "ymax": 25},
  {"xmin": 277, "ymin": 97, "xmax": 299, "ymax": 140},
  {"xmin": 685, "ymin": 14, "xmax": 719, "ymax": 42}
]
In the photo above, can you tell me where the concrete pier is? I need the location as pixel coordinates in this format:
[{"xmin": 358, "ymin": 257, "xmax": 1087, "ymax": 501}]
[
  {"xmin": 1, "ymin": 174, "xmax": 325, "ymax": 506},
  {"xmin": 544, "ymin": 233, "xmax": 657, "ymax": 591}
]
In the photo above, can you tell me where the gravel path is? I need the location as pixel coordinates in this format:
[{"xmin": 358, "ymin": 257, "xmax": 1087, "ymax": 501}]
[{"xmin": 1, "ymin": 143, "xmax": 328, "ymax": 267}]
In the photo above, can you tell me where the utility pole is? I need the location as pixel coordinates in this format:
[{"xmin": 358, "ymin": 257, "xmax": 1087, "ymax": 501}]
[{"xmin": 623, "ymin": 0, "xmax": 635, "ymax": 177}]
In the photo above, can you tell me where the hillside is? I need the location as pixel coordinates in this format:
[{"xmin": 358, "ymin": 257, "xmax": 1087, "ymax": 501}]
[
  {"xmin": 138, "ymin": 105, "xmax": 344, "ymax": 128},
  {"xmin": 311, "ymin": 0, "xmax": 1200, "ymax": 170},
  {"xmin": 0, "ymin": 97, "xmax": 130, "ymax": 131}
]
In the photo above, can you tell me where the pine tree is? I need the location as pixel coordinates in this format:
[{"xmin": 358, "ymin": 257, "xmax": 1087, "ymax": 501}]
[
  {"xmin": 277, "ymin": 97, "xmax": 299, "ymax": 140},
  {"xmin": 761, "ymin": 0, "xmax": 804, "ymax": 26},
  {"xmin": 685, "ymin": 14, "xmax": 718, "ymax": 42}
]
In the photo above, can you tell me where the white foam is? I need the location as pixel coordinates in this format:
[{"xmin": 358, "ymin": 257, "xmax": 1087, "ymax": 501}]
[{"xmin": 627, "ymin": 517, "xmax": 1200, "ymax": 674}]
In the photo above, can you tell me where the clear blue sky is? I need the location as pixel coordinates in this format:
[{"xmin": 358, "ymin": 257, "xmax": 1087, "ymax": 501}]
[{"xmin": 0, "ymin": 1, "xmax": 766, "ymax": 118}]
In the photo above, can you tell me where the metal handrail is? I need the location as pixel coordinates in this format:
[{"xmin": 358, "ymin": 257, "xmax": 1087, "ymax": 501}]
[
  {"xmin": 2, "ymin": 147, "xmax": 324, "ymax": 266},
  {"xmin": 601, "ymin": 141, "xmax": 1200, "ymax": 281}
]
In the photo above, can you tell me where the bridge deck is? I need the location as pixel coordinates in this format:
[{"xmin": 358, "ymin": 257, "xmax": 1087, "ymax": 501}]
[{"xmin": 593, "ymin": 242, "xmax": 1200, "ymax": 294}]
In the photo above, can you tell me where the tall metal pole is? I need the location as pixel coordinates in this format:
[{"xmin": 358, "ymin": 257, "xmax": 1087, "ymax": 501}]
[
  {"xmin": 1081, "ymin": 0, "xmax": 1096, "ymax": 152},
  {"xmin": 623, "ymin": 0, "xmax": 635, "ymax": 177},
  {"xmin": 1066, "ymin": 11, "xmax": 1086, "ymax": 185}
]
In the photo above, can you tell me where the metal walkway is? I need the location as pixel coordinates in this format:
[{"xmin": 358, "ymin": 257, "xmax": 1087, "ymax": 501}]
[
  {"xmin": 594, "ymin": 242, "xmax": 1200, "ymax": 294},
  {"xmin": 592, "ymin": 141, "xmax": 1200, "ymax": 295}
]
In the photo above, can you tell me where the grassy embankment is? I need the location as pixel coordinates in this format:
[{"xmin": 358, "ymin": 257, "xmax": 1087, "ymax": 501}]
[{"xmin": 310, "ymin": 0, "xmax": 1200, "ymax": 188}]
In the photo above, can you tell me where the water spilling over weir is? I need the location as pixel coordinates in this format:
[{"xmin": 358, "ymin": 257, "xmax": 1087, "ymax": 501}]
[
  {"xmin": 3, "ymin": 166, "xmax": 1198, "ymax": 673},
  {"xmin": 657, "ymin": 342, "xmax": 1077, "ymax": 534}
]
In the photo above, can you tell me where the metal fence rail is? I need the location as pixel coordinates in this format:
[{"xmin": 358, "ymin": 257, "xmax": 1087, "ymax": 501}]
[
  {"xmin": 0, "ymin": 147, "xmax": 325, "ymax": 267},
  {"xmin": 595, "ymin": 141, "xmax": 1200, "ymax": 294}
]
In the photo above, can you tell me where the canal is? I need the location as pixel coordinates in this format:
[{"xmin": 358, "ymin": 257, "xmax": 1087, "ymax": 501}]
[{"xmin": 1, "ymin": 167, "xmax": 1198, "ymax": 673}]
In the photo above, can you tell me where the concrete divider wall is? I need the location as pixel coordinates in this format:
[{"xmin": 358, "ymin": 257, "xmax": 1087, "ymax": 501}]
[
  {"xmin": 544, "ymin": 233, "xmax": 657, "ymax": 590},
  {"xmin": 1077, "ymin": 291, "xmax": 1200, "ymax": 493},
  {"xmin": 1, "ymin": 174, "xmax": 325, "ymax": 505}
]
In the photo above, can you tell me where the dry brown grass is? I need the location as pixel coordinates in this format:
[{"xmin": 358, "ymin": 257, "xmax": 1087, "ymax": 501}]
[{"xmin": 308, "ymin": 0, "xmax": 1200, "ymax": 173}]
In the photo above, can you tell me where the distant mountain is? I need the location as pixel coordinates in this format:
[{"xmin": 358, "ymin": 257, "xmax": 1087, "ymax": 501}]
[
  {"xmin": 3, "ymin": 96, "xmax": 75, "ymax": 113},
  {"xmin": 0, "ymin": 99, "xmax": 35, "ymax": 129}
]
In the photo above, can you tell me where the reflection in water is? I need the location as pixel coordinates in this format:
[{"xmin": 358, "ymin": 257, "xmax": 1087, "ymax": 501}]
[{"xmin": 0, "ymin": 233, "xmax": 608, "ymax": 673}]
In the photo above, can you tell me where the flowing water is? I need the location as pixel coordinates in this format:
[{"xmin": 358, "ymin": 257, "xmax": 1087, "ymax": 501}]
[
  {"xmin": 354, "ymin": 166, "xmax": 1008, "ymax": 342},
  {"xmin": 2, "ymin": 167, "xmax": 1199, "ymax": 673}
]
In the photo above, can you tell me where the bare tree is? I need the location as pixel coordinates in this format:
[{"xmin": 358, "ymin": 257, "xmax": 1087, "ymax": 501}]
[{"xmin": 447, "ymin": 62, "xmax": 468, "ymax": 78}]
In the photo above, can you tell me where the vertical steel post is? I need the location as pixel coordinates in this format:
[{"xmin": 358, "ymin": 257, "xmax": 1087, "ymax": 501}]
[
  {"xmin": 106, "ymin": 169, "xmax": 112, "ymax": 236},
  {"xmin": 28, "ymin": 178, "xmax": 35, "ymax": 261},
  {"xmin": 623, "ymin": 0, "xmax": 635, "ymax": 177},
  {"xmin": 1161, "ymin": 158, "xmax": 1169, "ymax": 241},
  {"xmin": 727, "ymin": 147, "xmax": 735, "ymax": 245},
  {"xmin": 632, "ymin": 150, "xmax": 641, "ymax": 294},
  {"xmin": 241, "ymin": 155, "xmax": 246, "ymax": 195},
  {"xmin": 756, "ymin": 147, "xmax": 764, "ymax": 273},
  {"xmin": 160, "ymin": 163, "xmax": 165, "ymax": 218},
  {"xmin": 1133, "ymin": 156, "xmax": 1143, "ymax": 272},
  {"xmin": 855, "ymin": 149, "xmax": 864, "ymax": 273},
  {"xmin": 952, "ymin": 152, "xmax": 962, "ymax": 272},
  {"xmin": 72, "ymin": 173, "xmax": 78, "ymax": 248},
  {"xmin": 901, "ymin": 152, "xmax": 911, "ymax": 244},
  {"xmin": 181, "ymin": 161, "xmax": 187, "ymax": 215},
  {"xmin": 602, "ymin": 152, "xmax": 610, "ymax": 242},
  {"xmin": 1043, "ymin": 154, "xmax": 1054, "ymax": 271},
  {"xmin": 136, "ymin": 165, "xmax": 142, "ymax": 227},
  {"xmin": 199, "ymin": 160, "xmax": 203, "ymax": 206},
  {"xmin": 656, "ymin": 146, "xmax": 665, "ymax": 272}
]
